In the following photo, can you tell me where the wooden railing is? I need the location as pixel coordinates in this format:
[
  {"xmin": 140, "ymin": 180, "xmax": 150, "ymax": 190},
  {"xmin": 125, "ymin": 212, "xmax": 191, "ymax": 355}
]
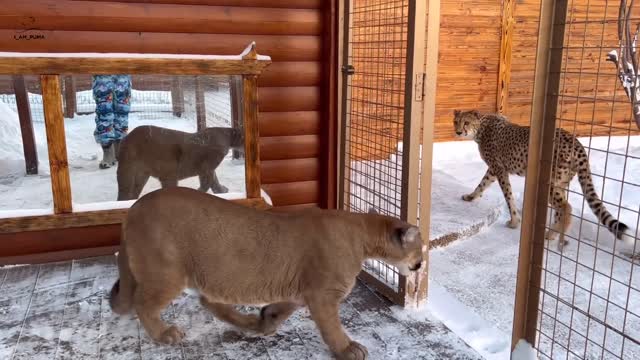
[{"xmin": 0, "ymin": 42, "xmax": 271, "ymax": 242}]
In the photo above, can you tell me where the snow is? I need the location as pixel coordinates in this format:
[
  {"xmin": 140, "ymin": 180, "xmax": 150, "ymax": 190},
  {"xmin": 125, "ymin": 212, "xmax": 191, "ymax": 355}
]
[
  {"xmin": 393, "ymin": 282, "xmax": 511, "ymax": 360},
  {"xmin": 512, "ymin": 340, "xmax": 538, "ymax": 360},
  {"xmin": 0, "ymin": 86, "xmax": 267, "ymax": 217},
  {"xmin": 429, "ymin": 136, "xmax": 640, "ymax": 359}
]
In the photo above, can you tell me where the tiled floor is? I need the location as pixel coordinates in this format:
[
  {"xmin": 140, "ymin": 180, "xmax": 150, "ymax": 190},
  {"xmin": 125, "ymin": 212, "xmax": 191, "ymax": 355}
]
[{"xmin": 0, "ymin": 256, "xmax": 482, "ymax": 359}]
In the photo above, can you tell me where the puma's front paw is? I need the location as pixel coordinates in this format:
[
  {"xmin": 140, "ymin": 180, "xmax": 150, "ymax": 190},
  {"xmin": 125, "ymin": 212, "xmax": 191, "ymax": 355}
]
[
  {"xmin": 337, "ymin": 341, "xmax": 368, "ymax": 360},
  {"xmin": 159, "ymin": 326, "xmax": 185, "ymax": 345},
  {"xmin": 461, "ymin": 194, "xmax": 475, "ymax": 202}
]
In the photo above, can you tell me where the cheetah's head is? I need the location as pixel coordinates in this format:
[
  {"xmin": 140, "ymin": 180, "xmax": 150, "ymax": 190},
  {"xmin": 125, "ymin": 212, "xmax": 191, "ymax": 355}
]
[{"xmin": 453, "ymin": 109, "xmax": 482, "ymax": 139}]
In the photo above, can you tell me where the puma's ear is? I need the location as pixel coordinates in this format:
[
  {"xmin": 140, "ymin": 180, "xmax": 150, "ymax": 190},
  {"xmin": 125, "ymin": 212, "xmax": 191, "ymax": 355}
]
[
  {"xmin": 471, "ymin": 109, "xmax": 481, "ymax": 118},
  {"xmin": 368, "ymin": 207, "xmax": 378, "ymax": 215},
  {"xmin": 393, "ymin": 225, "xmax": 420, "ymax": 247},
  {"xmin": 453, "ymin": 109, "xmax": 461, "ymax": 117}
]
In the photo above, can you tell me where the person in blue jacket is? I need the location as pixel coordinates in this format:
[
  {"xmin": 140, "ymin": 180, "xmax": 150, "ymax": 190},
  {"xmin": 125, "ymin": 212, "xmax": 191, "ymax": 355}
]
[{"xmin": 92, "ymin": 74, "xmax": 132, "ymax": 169}]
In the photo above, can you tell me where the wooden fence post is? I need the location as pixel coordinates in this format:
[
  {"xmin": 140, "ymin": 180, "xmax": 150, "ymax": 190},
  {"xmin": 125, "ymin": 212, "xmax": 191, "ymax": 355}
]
[
  {"xmin": 171, "ymin": 76, "xmax": 184, "ymax": 118},
  {"xmin": 497, "ymin": 0, "xmax": 515, "ymax": 114},
  {"xmin": 511, "ymin": 0, "xmax": 568, "ymax": 352},
  {"xmin": 63, "ymin": 75, "xmax": 77, "ymax": 118},
  {"xmin": 12, "ymin": 75, "xmax": 38, "ymax": 175},
  {"xmin": 230, "ymin": 76, "xmax": 244, "ymax": 160},
  {"xmin": 41, "ymin": 75, "xmax": 72, "ymax": 214},
  {"xmin": 195, "ymin": 76, "xmax": 206, "ymax": 131}
]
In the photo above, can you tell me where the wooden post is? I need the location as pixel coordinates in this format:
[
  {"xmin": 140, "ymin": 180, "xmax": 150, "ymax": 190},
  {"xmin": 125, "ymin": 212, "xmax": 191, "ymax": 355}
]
[
  {"xmin": 195, "ymin": 76, "xmax": 206, "ymax": 130},
  {"xmin": 171, "ymin": 76, "xmax": 184, "ymax": 118},
  {"xmin": 496, "ymin": 0, "xmax": 515, "ymax": 114},
  {"xmin": 63, "ymin": 75, "xmax": 77, "ymax": 118},
  {"xmin": 510, "ymin": 0, "xmax": 568, "ymax": 352},
  {"xmin": 401, "ymin": 0, "xmax": 434, "ymax": 307},
  {"xmin": 12, "ymin": 75, "xmax": 38, "ymax": 175},
  {"xmin": 230, "ymin": 76, "xmax": 243, "ymax": 160},
  {"xmin": 41, "ymin": 75, "xmax": 72, "ymax": 214},
  {"xmin": 242, "ymin": 74, "xmax": 261, "ymax": 199}
]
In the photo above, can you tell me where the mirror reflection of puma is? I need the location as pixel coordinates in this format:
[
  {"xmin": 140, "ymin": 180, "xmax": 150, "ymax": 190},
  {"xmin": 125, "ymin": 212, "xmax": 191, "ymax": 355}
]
[{"xmin": 116, "ymin": 125, "xmax": 245, "ymax": 201}]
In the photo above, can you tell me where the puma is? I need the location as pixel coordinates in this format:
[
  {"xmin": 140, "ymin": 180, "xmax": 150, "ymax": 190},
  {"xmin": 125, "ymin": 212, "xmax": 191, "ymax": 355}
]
[
  {"xmin": 116, "ymin": 125, "xmax": 244, "ymax": 201},
  {"xmin": 109, "ymin": 187, "xmax": 425, "ymax": 360}
]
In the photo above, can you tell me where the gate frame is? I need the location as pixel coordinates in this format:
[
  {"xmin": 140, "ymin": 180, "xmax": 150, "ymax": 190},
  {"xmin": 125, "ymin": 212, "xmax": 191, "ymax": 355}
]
[
  {"xmin": 511, "ymin": 0, "xmax": 570, "ymax": 352},
  {"xmin": 336, "ymin": 0, "xmax": 438, "ymax": 307}
]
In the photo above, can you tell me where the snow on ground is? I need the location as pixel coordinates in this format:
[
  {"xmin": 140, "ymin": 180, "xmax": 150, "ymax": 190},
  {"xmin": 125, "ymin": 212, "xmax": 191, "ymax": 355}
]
[
  {"xmin": 430, "ymin": 136, "xmax": 640, "ymax": 359},
  {"xmin": 512, "ymin": 340, "xmax": 538, "ymax": 360},
  {"xmin": 0, "ymin": 88, "xmax": 248, "ymax": 215}
]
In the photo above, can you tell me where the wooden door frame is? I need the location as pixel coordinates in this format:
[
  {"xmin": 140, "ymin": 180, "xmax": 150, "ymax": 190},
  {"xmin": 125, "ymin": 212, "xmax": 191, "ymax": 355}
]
[{"xmin": 336, "ymin": 0, "xmax": 438, "ymax": 307}]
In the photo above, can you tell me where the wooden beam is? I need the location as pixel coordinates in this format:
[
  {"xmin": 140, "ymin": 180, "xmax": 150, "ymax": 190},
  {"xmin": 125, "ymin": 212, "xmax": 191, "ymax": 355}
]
[
  {"xmin": 415, "ymin": 0, "xmax": 441, "ymax": 304},
  {"xmin": 243, "ymin": 74, "xmax": 261, "ymax": 199},
  {"xmin": 41, "ymin": 74, "xmax": 72, "ymax": 214},
  {"xmin": 62, "ymin": 75, "xmax": 77, "ymax": 118},
  {"xmin": 0, "ymin": 197, "xmax": 270, "ymax": 234},
  {"xmin": 12, "ymin": 75, "xmax": 38, "ymax": 175},
  {"xmin": 0, "ymin": 51, "xmax": 272, "ymax": 75},
  {"xmin": 510, "ymin": 0, "xmax": 569, "ymax": 352},
  {"xmin": 230, "ymin": 76, "xmax": 243, "ymax": 159},
  {"xmin": 400, "ymin": 0, "xmax": 430, "ymax": 308},
  {"xmin": 496, "ymin": 0, "xmax": 515, "ymax": 114},
  {"xmin": 320, "ymin": 0, "xmax": 339, "ymax": 210},
  {"xmin": 195, "ymin": 76, "xmax": 206, "ymax": 130},
  {"xmin": 170, "ymin": 76, "xmax": 184, "ymax": 117}
]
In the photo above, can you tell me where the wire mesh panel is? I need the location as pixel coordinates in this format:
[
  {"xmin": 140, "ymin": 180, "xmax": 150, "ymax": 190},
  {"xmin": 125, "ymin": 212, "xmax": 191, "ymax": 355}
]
[
  {"xmin": 339, "ymin": 0, "xmax": 414, "ymax": 303},
  {"xmin": 530, "ymin": 0, "xmax": 640, "ymax": 358}
]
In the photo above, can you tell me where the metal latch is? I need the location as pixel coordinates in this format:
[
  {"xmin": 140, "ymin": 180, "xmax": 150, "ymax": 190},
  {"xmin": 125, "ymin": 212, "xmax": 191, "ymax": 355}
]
[{"xmin": 342, "ymin": 64, "xmax": 356, "ymax": 75}]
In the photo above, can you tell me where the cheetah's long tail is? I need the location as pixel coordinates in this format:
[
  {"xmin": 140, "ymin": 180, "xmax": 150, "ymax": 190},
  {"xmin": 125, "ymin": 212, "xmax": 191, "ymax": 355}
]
[{"xmin": 575, "ymin": 146, "xmax": 629, "ymax": 241}]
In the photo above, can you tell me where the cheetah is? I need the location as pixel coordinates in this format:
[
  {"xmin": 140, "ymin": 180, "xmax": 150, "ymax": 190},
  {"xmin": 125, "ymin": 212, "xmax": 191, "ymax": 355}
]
[{"xmin": 453, "ymin": 109, "xmax": 631, "ymax": 250}]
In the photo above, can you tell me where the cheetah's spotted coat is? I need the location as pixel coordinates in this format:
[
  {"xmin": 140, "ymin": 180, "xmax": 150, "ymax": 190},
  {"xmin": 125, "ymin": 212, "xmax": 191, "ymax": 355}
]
[{"xmin": 453, "ymin": 109, "xmax": 630, "ymax": 250}]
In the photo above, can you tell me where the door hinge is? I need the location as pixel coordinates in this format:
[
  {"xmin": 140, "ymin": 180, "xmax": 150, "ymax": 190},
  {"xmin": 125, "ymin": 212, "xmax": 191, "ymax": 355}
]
[
  {"xmin": 415, "ymin": 73, "xmax": 425, "ymax": 102},
  {"xmin": 342, "ymin": 64, "xmax": 356, "ymax": 75}
]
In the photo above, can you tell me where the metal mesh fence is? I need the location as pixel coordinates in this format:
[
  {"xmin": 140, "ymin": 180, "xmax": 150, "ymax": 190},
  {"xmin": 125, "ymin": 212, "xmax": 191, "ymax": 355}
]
[
  {"xmin": 532, "ymin": 0, "xmax": 640, "ymax": 358},
  {"xmin": 341, "ymin": 0, "xmax": 410, "ymax": 295},
  {"xmin": 0, "ymin": 75, "xmax": 233, "ymax": 126}
]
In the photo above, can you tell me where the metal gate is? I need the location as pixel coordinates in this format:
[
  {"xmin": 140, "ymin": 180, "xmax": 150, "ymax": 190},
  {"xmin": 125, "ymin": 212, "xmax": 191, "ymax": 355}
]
[
  {"xmin": 338, "ymin": 0, "xmax": 426, "ymax": 305},
  {"xmin": 512, "ymin": 0, "xmax": 640, "ymax": 357}
]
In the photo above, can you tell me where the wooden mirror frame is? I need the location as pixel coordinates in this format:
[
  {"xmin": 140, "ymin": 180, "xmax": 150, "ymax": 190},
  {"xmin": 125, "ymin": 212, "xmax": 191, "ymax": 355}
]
[{"xmin": 0, "ymin": 42, "xmax": 271, "ymax": 235}]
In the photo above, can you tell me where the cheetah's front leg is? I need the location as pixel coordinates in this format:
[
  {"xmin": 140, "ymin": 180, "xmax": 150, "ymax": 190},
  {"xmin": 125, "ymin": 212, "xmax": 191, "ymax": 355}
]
[
  {"xmin": 462, "ymin": 169, "xmax": 496, "ymax": 201},
  {"xmin": 496, "ymin": 171, "xmax": 520, "ymax": 229}
]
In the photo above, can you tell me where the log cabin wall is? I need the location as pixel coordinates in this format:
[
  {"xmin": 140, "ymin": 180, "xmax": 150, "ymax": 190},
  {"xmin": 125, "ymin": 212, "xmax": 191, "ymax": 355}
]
[
  {"xmin": 0, "ymin": 0, "xmax": 331, "ymax": 210},
  {"xmin": 434, "ymin": 0, "xmax": 640, "ymax": 142},
  {"xmin": 433, "ymin": 0, "xmax": 503, "ymax": 141},
  {"xmin": 507, "ymin": 0, "xmax": 640, "ymax": 137}
]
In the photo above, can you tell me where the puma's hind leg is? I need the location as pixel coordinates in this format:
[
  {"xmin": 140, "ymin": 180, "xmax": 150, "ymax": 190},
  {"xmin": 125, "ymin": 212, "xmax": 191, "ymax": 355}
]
[
  {"xmin": 200, "ymin": 297, "xmax": 299, "ymax": 335},
  {"xmin": 133, "ymin": 282, "xmax": 185, "ymax": 344}
]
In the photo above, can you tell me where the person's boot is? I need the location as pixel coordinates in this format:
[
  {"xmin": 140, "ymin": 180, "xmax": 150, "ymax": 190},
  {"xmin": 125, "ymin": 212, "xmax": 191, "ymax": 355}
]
[
  {"xmin": 113, "ymin": 140, "xmax": 121, "ymax": 161},
  {"xmin": 99, "ymin": 142, "xmax": 116, "ymax": 169}
]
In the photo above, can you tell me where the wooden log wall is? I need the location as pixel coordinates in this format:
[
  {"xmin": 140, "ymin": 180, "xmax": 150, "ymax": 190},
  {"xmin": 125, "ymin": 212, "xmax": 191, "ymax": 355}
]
[
  {"xmin": 434, "ymin": 0, "xmax": 640, "ymax": 141},
  {"xmin": 0, "ymin": 0, "xmax": 328, "ymax": 209},
  {"xmin": 507, "ymin": 0, "xmax": 640, "ymax": 137},
  {"xmin": 433, "ymin": 0, "xmax": 503, "ymax": 141}
]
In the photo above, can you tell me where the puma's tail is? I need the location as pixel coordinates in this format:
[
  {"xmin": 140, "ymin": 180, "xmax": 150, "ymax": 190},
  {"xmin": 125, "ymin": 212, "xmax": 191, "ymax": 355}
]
[
  {"xmin": 109, "ymin": 223, "xmax": 136, "ymax": 314},
  {"xmin": 575, "ymin": 146, "xmax": 629, "ymax": 240}
]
